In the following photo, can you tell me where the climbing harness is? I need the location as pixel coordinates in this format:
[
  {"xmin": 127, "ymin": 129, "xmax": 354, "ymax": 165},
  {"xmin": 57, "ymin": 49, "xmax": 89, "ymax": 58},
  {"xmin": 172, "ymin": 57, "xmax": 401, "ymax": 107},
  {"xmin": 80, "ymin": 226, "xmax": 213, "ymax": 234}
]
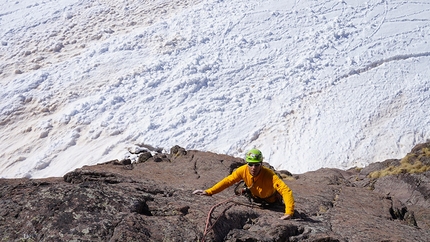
[
  {"xmin": 234, "ymin": 180, "xmax": 253, "ymax": 203},
  {"xmin": 234, "ymin": 180, "xmax": 281, "ymax": 207}
]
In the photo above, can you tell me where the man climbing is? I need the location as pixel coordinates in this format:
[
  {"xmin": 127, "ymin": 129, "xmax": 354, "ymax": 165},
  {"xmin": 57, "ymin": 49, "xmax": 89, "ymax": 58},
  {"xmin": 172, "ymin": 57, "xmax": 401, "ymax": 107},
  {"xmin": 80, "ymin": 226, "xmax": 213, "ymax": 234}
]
[{"xmin": 193, "ymin": 148, "xmax": 295, "ymax": 220}]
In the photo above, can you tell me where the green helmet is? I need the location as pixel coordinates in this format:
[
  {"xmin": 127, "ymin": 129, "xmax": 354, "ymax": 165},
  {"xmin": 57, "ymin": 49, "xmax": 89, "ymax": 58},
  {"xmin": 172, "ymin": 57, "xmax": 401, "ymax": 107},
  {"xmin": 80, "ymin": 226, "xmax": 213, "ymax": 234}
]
[{"xmin": 246, "ymin": 149, "xmax": 263, "ymax": 163}]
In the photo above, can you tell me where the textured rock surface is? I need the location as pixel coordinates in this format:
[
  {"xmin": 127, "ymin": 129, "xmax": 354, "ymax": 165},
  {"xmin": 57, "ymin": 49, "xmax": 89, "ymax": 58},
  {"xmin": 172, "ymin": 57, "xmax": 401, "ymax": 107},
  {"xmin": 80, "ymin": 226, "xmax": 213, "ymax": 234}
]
[{"xmin": 1, "ymin": 143, "xmax": 430, "ymax": 241}]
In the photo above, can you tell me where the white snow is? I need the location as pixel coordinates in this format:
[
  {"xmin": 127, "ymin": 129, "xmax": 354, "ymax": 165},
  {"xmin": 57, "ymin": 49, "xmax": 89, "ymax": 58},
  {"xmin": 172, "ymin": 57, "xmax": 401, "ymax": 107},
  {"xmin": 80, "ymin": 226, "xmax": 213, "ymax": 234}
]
[{"xmin": 1, "ymin": 0, "xmax": 430, "ymax": 178}]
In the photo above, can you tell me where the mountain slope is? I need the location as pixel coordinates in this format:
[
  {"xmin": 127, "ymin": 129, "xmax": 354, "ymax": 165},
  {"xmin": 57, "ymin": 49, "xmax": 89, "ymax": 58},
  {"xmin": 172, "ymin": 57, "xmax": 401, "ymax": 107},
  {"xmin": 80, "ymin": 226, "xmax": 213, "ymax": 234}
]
[{"xmin": 1, "ymin": 0, "xmax": 430, "ymax": 178}]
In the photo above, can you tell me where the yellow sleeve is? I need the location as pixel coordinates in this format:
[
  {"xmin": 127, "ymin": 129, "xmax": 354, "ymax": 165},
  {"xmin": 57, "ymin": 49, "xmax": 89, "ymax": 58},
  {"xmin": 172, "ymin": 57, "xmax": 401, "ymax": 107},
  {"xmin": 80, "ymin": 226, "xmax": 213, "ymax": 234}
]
[
  {"xmin": 273, "ymin": 175, "xmax": 295, "ymax": 216},
  {"xmin": 205, "ymin": 165, "xmax": 245, "ymax": 195}
]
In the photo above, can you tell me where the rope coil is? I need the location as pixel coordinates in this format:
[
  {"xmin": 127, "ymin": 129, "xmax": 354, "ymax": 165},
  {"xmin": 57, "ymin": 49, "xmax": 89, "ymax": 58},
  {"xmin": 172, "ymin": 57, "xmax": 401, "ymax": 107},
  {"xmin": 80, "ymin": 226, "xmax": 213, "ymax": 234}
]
[{"xmin": 200, "ymin": 195, "xmax": 258, "ymax": 242}]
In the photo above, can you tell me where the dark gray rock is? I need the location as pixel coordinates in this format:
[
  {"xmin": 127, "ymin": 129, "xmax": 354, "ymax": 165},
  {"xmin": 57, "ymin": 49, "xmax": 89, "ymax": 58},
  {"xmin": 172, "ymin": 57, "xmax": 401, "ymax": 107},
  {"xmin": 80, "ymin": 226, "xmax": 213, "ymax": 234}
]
[{"xmin": 1, "ymin": 144, "xmax": 430, "ymax": 241}]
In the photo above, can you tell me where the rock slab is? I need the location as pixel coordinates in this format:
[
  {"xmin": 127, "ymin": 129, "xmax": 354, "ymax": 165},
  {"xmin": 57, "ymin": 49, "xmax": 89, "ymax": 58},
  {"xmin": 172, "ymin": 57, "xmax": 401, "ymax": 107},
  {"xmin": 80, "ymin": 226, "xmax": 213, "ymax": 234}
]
[{"xmin": 1, "ymin": 143, "xmax": 430, "ymax": 241}]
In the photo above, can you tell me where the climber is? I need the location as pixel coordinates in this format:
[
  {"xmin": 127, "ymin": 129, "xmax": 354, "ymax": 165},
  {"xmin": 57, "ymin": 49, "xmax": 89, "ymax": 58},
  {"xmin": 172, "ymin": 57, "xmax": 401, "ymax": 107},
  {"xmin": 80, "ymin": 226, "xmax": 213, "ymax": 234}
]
[{"xmin": 193, "ymin": 148, "xmax": 294, "ymax": 220}]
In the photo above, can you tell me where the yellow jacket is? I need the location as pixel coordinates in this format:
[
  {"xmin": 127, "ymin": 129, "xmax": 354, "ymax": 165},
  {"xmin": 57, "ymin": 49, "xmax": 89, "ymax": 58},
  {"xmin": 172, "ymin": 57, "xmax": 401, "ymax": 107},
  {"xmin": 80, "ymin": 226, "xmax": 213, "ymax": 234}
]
[{"xmin": 205, "ymin": 164, "xmax": 295, "ymax": 216}]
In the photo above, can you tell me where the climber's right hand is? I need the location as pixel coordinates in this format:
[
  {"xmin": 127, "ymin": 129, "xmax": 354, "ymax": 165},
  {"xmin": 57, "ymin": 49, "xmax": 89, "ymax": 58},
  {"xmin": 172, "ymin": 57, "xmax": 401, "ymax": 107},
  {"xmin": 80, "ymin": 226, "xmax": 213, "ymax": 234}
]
[{"xmin": 193, "ymin": 189, "xmax": 208, "ymax": 195}]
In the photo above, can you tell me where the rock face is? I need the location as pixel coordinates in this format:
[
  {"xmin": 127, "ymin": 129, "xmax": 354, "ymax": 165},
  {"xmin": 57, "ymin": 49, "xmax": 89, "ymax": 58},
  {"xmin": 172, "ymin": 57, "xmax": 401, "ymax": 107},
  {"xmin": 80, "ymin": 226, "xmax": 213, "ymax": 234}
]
[{"xmin": 1, "ymin": 143, "xmax": 430, "ymax": 241}]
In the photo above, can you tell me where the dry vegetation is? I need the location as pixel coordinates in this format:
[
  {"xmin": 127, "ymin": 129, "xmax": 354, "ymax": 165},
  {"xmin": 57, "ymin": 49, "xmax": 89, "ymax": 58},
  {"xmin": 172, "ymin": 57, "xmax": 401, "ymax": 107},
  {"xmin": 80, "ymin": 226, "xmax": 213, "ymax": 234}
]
[{"xmin": 369, "ymin": 146, "xmax": 430, "ymax": 179}]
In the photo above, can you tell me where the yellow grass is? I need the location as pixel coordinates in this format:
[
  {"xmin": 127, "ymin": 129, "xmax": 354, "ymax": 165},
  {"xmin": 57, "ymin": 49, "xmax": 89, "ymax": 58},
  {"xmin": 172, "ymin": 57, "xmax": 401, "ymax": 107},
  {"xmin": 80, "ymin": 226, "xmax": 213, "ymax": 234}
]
[{"xmin": 368, "ymin": 148, "xmax": 430, "ymax": 179}]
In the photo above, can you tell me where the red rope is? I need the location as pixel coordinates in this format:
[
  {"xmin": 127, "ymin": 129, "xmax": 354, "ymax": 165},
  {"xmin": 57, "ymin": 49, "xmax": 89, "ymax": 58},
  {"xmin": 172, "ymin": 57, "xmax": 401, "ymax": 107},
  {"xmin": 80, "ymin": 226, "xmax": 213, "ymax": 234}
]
[
  {"xmin": 201, "ymin": 198, "xmax": 232, "ymax": 241},
  {"xmin": 200, "ymin": 197, "xmax": 257, "ymax": 242}
]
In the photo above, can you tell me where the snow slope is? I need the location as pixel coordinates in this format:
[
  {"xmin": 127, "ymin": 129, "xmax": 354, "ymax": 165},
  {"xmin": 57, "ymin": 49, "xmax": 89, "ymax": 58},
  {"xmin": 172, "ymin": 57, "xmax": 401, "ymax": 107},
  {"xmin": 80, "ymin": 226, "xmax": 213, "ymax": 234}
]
[{"xmin": 1, "ymin": 0, "xmax": 430, "ymax": 178}]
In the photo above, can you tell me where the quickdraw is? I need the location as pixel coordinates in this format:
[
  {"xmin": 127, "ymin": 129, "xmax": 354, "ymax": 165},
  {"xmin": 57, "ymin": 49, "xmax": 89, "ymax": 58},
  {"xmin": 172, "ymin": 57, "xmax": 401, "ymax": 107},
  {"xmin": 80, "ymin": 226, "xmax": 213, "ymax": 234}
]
[{"xmin": 234, "ymin": 180, "xmax": 280, "ymax": 206}]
